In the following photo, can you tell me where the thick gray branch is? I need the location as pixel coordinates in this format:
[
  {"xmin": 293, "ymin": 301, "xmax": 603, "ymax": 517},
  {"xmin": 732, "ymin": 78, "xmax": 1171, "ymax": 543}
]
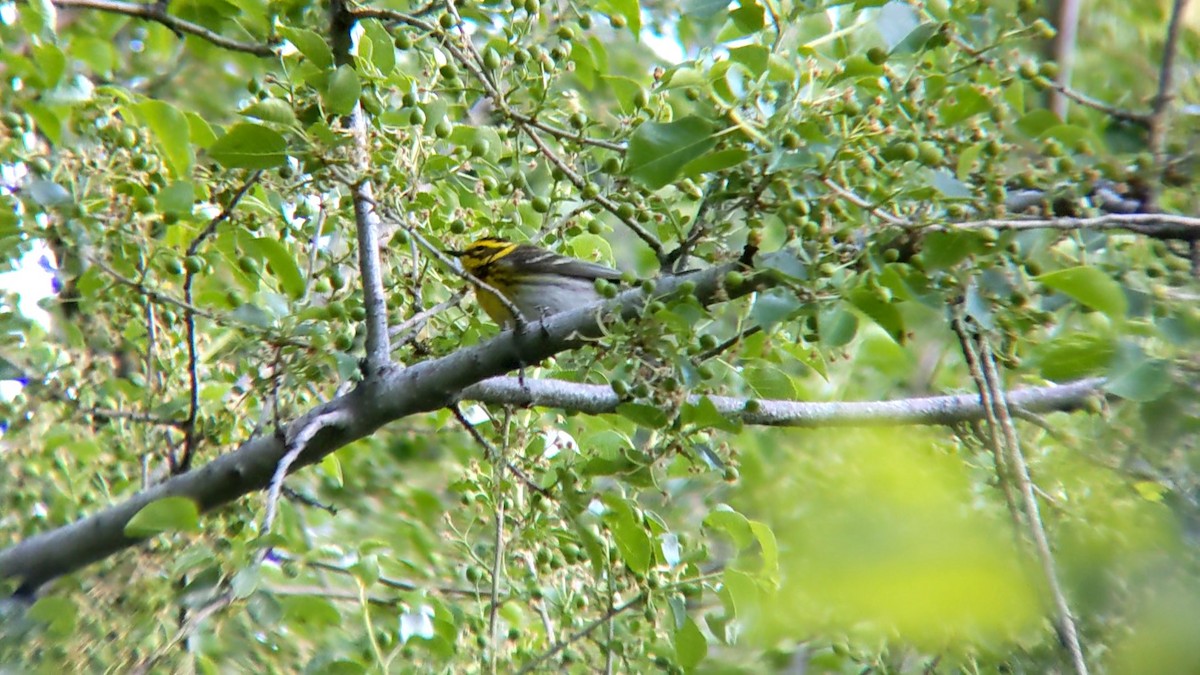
[
  {"xmin": 0, "ymin": 262, "xmax": 749, "ymax": 593},
  {"xmin": 461, "ymin": 377, "xmax": 1105, "ymax": 426}
]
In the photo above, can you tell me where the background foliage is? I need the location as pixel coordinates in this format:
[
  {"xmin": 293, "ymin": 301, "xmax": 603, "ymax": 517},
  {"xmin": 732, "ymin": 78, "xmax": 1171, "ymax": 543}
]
[{"xmin": 1, "ymin": 0, "xmax": 1199, "ymax": 672}]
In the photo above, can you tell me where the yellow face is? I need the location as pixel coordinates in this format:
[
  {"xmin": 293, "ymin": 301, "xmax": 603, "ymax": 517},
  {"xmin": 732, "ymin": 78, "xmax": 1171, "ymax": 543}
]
[
  {"xmin": 453, "ymin": 237, "xmax": 517, "ymax": 277},
  {"xmin": 450, "ymin": 237, "xmax": 520, "ymax": 326}
]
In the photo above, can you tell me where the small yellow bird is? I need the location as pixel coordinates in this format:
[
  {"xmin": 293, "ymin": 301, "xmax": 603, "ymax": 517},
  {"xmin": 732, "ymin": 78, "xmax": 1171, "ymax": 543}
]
[{"xmin": 448, "ymin": 237, "xmax": 623, "ymax": 327}]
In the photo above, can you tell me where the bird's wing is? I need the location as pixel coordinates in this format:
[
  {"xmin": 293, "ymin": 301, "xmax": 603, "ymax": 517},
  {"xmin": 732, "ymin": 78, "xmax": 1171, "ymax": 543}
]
[{"xmin": 513, "ymin": 245, "xmax": 624, "ymax": 280}]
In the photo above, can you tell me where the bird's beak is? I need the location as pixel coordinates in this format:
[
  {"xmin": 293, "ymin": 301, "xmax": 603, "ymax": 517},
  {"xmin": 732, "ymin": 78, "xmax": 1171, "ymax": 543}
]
[{"xmin": 445, "ymin": 248, "xmax": 465, "ymax": 257}]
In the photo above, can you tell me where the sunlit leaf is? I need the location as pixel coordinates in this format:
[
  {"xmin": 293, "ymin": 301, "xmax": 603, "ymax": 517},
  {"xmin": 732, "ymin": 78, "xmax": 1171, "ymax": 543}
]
[
  {"xmin": 675, "ymin": 618, "xmax": 708, "ymax": 670},
  {"xmin": 1038, "ymin": 266, "xmax": 1128, "ymax": 318},
  {"xmin": 124, "ymin": 497, "xmax": 200, "ymax": 537},
  {"xmin": 208, "ymin": 123, "xmax": 288, "ymax": 169},
  {"xmin": 136, "ymin": 100, "xmax": 194, "ymax": 178}
]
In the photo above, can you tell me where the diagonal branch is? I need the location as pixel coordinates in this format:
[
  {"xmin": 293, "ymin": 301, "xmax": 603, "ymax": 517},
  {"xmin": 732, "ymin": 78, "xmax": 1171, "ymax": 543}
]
[
  {"xmin": 51, "ymin": 0, "xmax": 277, "ymax": 56},
  {"xmin": 0, "ymin": 260, "xmax": 755, "ymax": 594},
  {"xmin": 955, "ymin": 312, "xmax": 1088, "ymax": 675}
]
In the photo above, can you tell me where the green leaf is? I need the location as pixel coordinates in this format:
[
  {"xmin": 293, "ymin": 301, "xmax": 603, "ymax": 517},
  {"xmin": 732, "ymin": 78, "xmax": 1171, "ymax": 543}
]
[
  {"xmin": 749, "ymin": 520, "xmax": 778, "ymax": 575},
  {"xmin": 684, "ymin": 0, "xmax": 728, "ymax": 22},
  {"xmin": 876, "ymin": 1, "xmax": 921, "ymax": 49},
  {"xmin": 157, "ymin": 181, "xmax": 195, "ymax": 216},
  {"xmin": 730, "ymin": 0, "xmax": 765, "ymax": 32},
  {"xmin": 124, "ymin": 496, "xmax": 200, "ymax": 537},
  {"xmin": 136, "ymin": 100, "xmax": 194, "ymax": 178},
  {"xmin": 820, "ymin": 305, "xmax": 858, "ymax": 348},
  {"xmin": 956, "ymin": 143, "xmax": 983, "ymax": 181},
  {"xmin": 624, "ymin": 117, "xmax": 718, "ymax": 190},
  {"xmin": 280, "ymin": 595, "xmax": 341, "ymax": 628},
  {"xmin": 29, "ymin": 180, "xmax": 71, "ymax": 207},
  {"xmin": 927, "ymin": 169, "xmax": 972, "ymax": 198},
  {"xmin": 604, "ymin": 497, "xmax": 652, "ymax": 574},
  {"xmin": 681, "ymin": 396, "xmax": 741, "ymax": 433},
  {"xmin": 324, "ymin": 65, "xmax": 361, "ymax": 116},
  {"xmin": 921, "ymin": 231, "xmax": 979, "ymax": 269},
  {"xmin": 675, "ymin": 618, "xmax": 708, "ymax": 671},
  {"xmin": 230, "ymin": 566, "xmax": 261, "ymax": 599},
  {"xmin": 186, "ymin": 112, "xmax": 218, "ymax": 148},
  {"xmin": 1037, "ymin": 266, "xmax": 1128, "ymax": 318},
  {"xmin": 849, "ymin": 290, "xmax": 905, "ymax": 343},
  {"xmin": 71, "ymin": 36, "xmax": 116, "ymax": 77},
  {"xmin": 246, "ymin": 237, "xmax": 305, "ymax": 300},
  {"xmin": 616, "ymin": 402, "xmax": 669, "ymax": 429},
  {"xmin": 362, "ymin": 19, "xmax": 396, "ymax": 75},
  {"xmin": 1016, "ymin": 109, "xmax": 1061, "ymax": 138},
  {"xmin": 940, "ymin": 85, "xmax": 990, "ymax": 125},
  {"xmin": 729, "ymin": 45, "xmax": 768, "ymax": 76},
  {"xmin": 603, "ymin": 0, "xmax": 641, "ymax": 36},
  {"xmin": 32, "ymin": 43, "xmax": 66, "ymax": 88},
  {"xmin": 705, "ymin": 505, "xmax": 754, "ymax": 549},
  {"xmin": 241, "ymin": 99, "xmax": 296, "ymax": 126},
  {"xmin": 208, "ymin": 123, "xmax": 288, "ymax": 170},
  {"xmin": 280, "ymin": 26, "xmax": 333, "ymax": 69},
  {"xmin": 750, "ymin": 288, "xmax": 802, "ymax": 331},
  {"xmin": 682, "ymin": 148, "xmax": 750, "ymax": 178},
  {"xmin": 1106, "ymin": 343, "xmax": 1171, "ymax": 402},
  {"xmin": 29, "ymin": 596, "xmax": 77, "ymax": 636},
  {"xmin": 744, "ymin": 366, "xmax": 796, "ymax": 399}
]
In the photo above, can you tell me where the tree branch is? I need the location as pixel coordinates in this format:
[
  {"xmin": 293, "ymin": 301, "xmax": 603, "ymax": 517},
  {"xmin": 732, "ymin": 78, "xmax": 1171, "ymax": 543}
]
[
  {"xmin": 943, "ymin": 213, "xmax": 1200, "ymax": 239},
  {"xmin": 1146, "ymin": 0, "xmax": 1192, "ymax": 210},
  {"xmin": 977, "ymin": 336, "xmax": 1088, "ymax": 675},
  {"xmin": 51, "ymin": 0, "xmax": 277, "ymax": 56},
  {"xmin": 180, "ymin": 171, "xmax": 263, "ymax": 472},
  {"xmin": 0, "ymin": 261, "xmax": 755, "ymax": 593},
  {"xmin": 461, "ymin": 376, "xmax": 1105, "ymax": 427},
  {"xmin": 331, "ymin": 0, "xmax": 391, "ymax": 375}
]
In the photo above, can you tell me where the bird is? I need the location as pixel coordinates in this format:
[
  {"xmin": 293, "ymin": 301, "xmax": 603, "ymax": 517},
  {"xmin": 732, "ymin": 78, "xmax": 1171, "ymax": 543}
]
[{"xmin": 447, "ymin": 237, "xmax": 623, "ymax": 327}]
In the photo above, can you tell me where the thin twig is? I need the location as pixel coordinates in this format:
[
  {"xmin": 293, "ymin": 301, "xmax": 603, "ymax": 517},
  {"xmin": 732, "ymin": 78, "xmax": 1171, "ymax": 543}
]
[
  {"xmin": 951, "ymin": 311, "xmax": 1022, "ymax": 532},
  {"xmin": 943, "ymin": 213, "xmax": 1200, "ymax": 239},
  {"xmin": 520, "ymin": 126, "xmax": 666, "ymax": 262},
  {"xmin": 286, "ymin": 555, "xmax": 483, "ymax": 596},
  {"xmin": 976, "ymin": 335, "xmax": 1088, "ymax": 675},
  {"xmin": 694, "ymin": 325, "xmax": 763, "ymax": 364},
  {"xmin": 259, "ymin": 410, "xmax": 351, "ymax": 556},
  {"xmin": 1044, "ymin": 82, "xmax": 1149, "ymax": 124},
  {"xmin": 52, "ymin": 0, "xmax": 277, "ymax": 55},
  {"xmin": 128, "ymin": 590, "xmax": 235, "ymax": 675},
  {"xmin": 821, "ymin": 177, "xmax": 908, "ymax": 226},
  {"xmin": 179, "ymin": 171, "xmax": 263, "ymax": 472},
  {"xmin": 451, "ymin": 405, "xmax": 552, "ymax": 498},
  {"xmin": 486, "ymin": 404, "xmax": 509, "ymax": 674},
  {"xmin": 516, "ymin": 594, "xmax": 646, "ymax": 674},
  {"xmin": 1146, "ymin": 0, "xmax": 1193, "ymax": 210},
  {"xmin": 389, "ymin": 292, "xmax": 465, "ymax": 346},
  {"xmin": 266, "ymin": 583, "xmax": 397, "ymax": 605}
]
